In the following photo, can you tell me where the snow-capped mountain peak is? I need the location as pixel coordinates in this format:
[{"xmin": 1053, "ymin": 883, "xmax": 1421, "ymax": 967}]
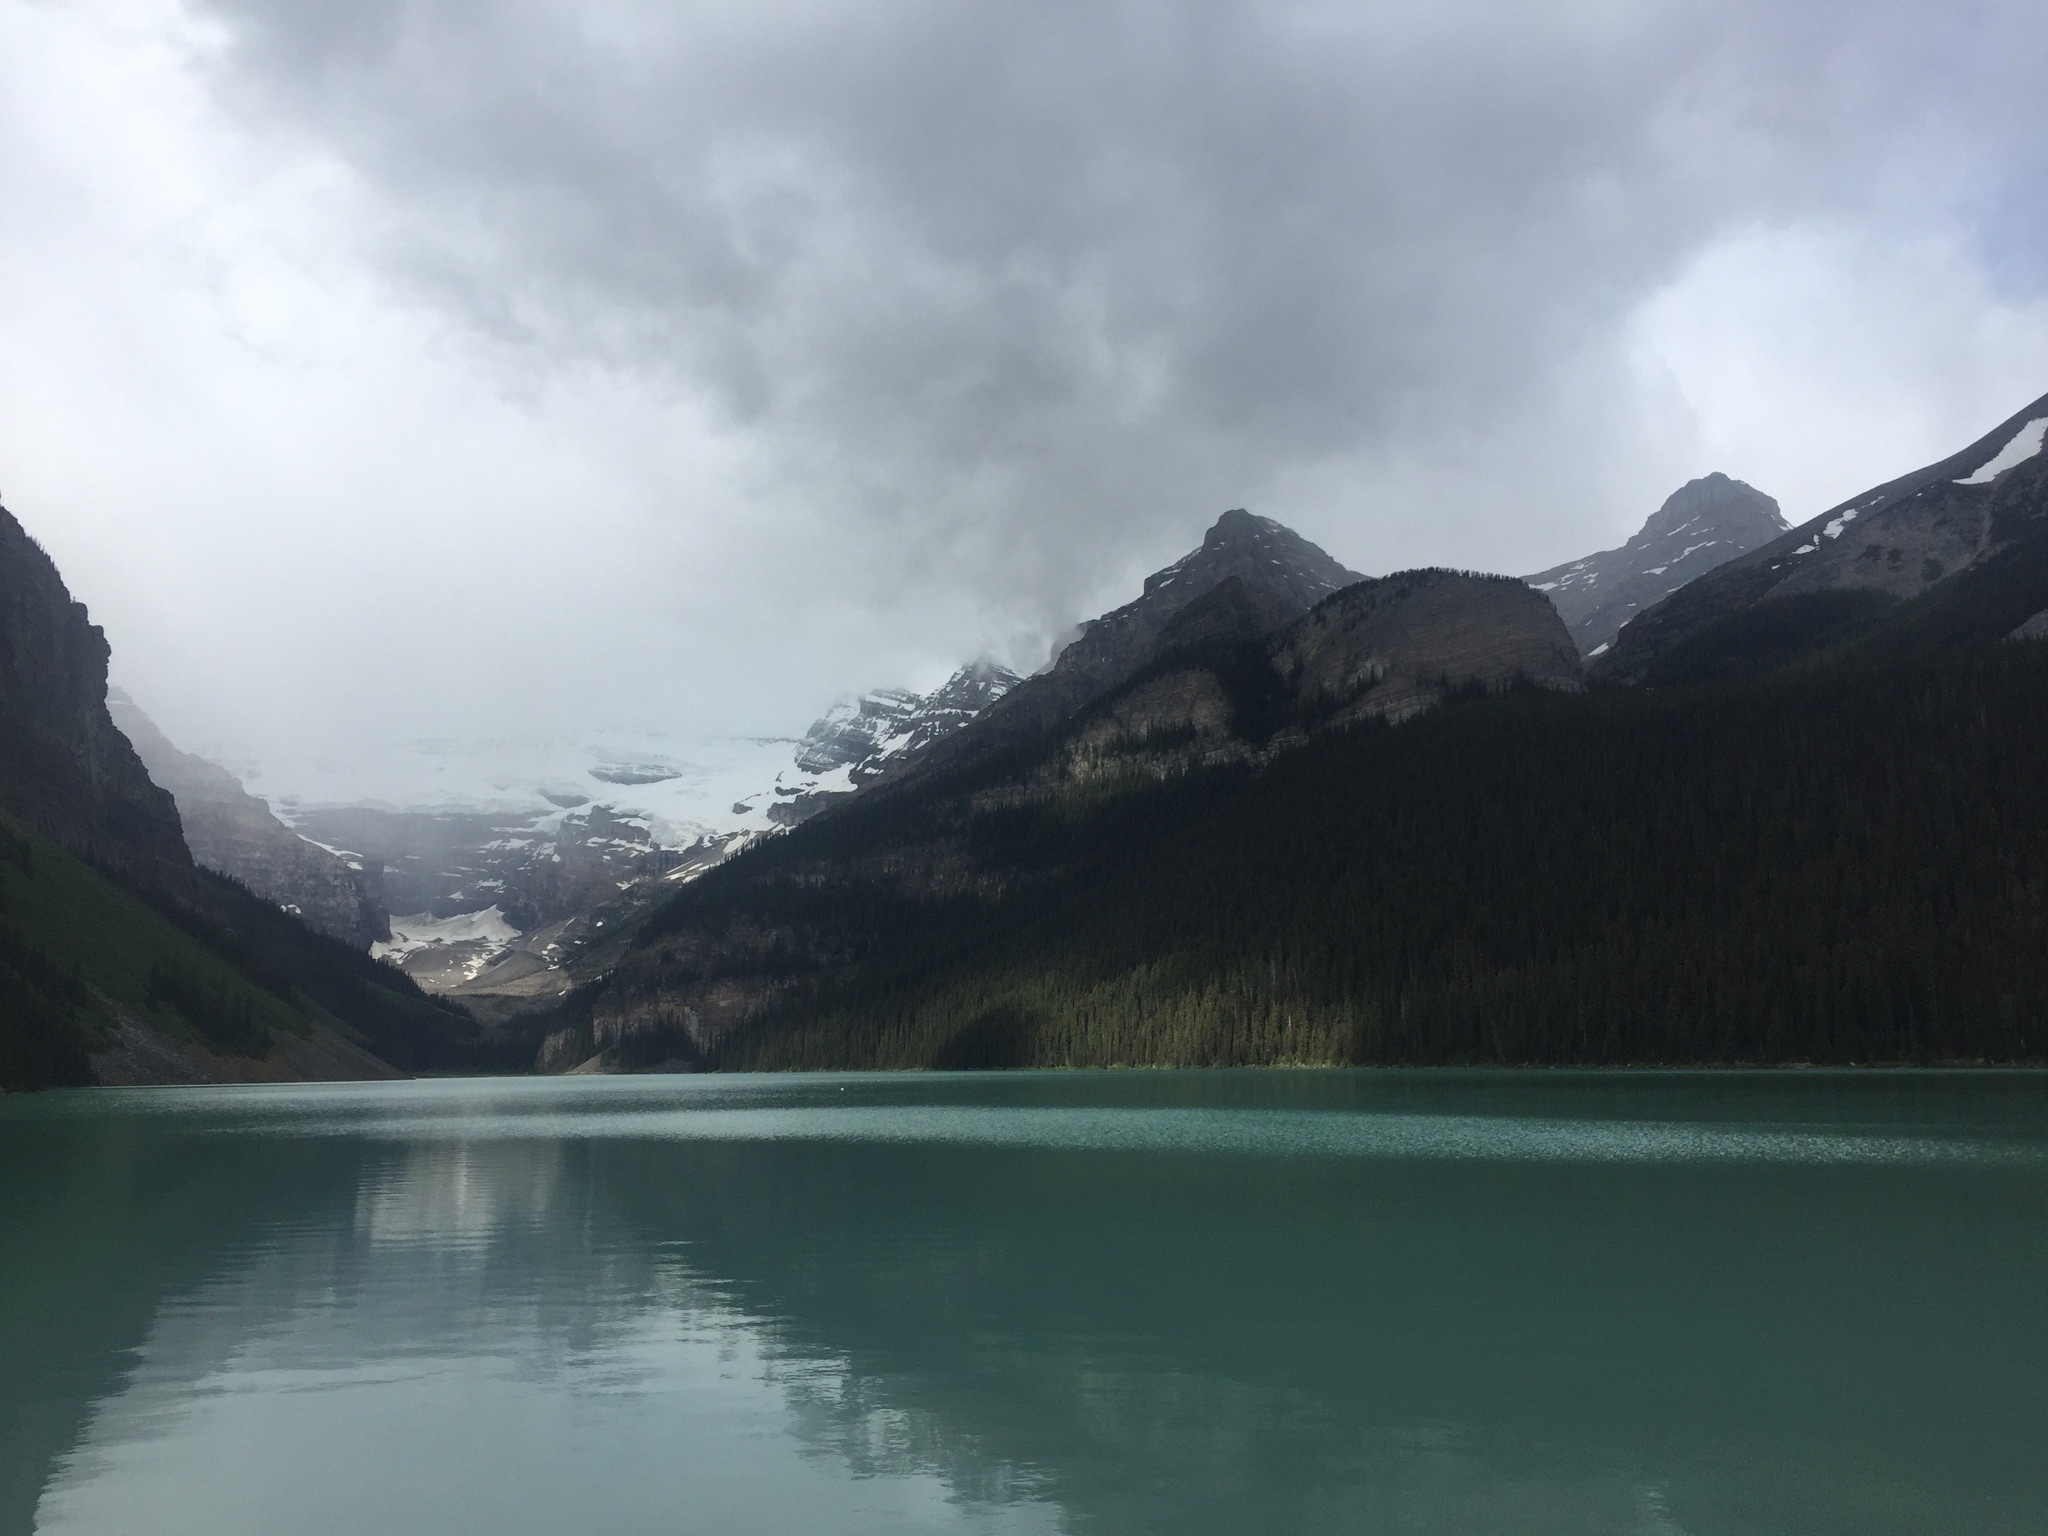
[
  {"xmin": 1525, "ymin": 474, "xmax": 1787, "ymax": 656},
  {"xmin": 778, "ymin": 660, "xmax": 1022, "ymax": 811}
]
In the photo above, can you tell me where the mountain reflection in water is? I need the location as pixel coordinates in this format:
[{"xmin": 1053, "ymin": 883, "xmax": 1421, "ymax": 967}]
[{"xmin": 3, "ymin": 1072, "xmax": 2046, "ymax": 1536}]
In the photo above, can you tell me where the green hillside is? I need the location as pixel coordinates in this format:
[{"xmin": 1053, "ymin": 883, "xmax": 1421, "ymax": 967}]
[{"xmin": 0, "ymin": 817, "xmax": 476, "ymax": 1090}]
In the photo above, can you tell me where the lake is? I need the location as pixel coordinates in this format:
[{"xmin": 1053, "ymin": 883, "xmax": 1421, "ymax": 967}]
[{"xmin": 3, "ymin": 1071, "xmax": 2045, "ymax": 1535}]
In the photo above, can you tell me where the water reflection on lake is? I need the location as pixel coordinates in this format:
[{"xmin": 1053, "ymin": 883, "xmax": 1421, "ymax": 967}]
[{"xmin": 3, "ymin": 1071, "xmax": 2045, "ymax": 1535}]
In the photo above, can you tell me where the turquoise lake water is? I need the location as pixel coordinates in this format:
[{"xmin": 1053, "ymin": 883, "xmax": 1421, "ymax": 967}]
[{"xmin": 3, "ymin": 1070, "xmax": 2045, "ymax": 1534}]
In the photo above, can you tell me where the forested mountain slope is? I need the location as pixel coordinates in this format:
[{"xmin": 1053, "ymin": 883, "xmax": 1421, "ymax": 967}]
[
  {"xmin": 554, "ymin": 403, "xmax": 2048, "ymax": 1072},
  {"xmin": 587, "ymin": 641, "xmax": 2048, "ymax": 1072},
  {"xmin": 558, "ymin": 563, "xmax": 1594, "ymax": 1068},
  {"xmin": 0, "ymin": 501, "xmax": 476, "ymax": 1090}
]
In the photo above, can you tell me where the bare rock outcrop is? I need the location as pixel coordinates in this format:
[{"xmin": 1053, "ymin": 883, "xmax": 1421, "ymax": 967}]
[{"xmin": 1273, "ymin": 569, "xmax": 1583, "ymax": 724}]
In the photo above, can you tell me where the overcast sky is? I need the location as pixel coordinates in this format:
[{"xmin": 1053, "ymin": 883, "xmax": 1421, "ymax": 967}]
[{"xmin": 3, "ymin": 0, "xmax": 2046, "ymax": 793}]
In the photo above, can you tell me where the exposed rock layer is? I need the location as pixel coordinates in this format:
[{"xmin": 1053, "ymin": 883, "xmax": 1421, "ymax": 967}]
[
  {"xmin": 894, "ymin": 510, "xmax": 1363, "ymax": 785},
  {"xmin": 1274, "ymin": 570, "xmax": 1581, "ymax": 724}
]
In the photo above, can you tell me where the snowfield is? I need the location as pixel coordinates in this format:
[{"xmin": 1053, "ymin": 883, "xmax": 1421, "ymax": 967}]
[
  {"xmin": 374, "ymin": 906, "xmax": 523, "ymax": 960},
  {"xmin": 260, "ymin": 727, "xmax": 836, "ymax": 842},
  {"xmin": 1956, "ymin": 418, "xmax": 2048, "ymax": 486}
]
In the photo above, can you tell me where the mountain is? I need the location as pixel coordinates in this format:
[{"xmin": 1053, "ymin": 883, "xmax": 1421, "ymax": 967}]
[
  {"xmin": 770, "ymin": 659, "xmax": 1023, "ymax": 822},
  {"xmin": 564, "ymin": 520, "xmax": 1582, "ymax": 1069},
  {"xmin": 0, "ymin": 507, "xmax": 187, "ymax": 876},
  {"xmin": 534, "ymin": 469, "xmax": 2048, "ymax": 1076},
  {"xmin": 1270, "ymin": 569, "xmax": 1581, "ymax": 724},
  {"xmin": 997, "ymin": 507, "xmax": 1360, "ymax": 724},
  {"xmin": 276, "ymin": 798, "xmax": 746, "ymax": 1024},
  {"xmin": 107, "ymin": 690, "xmax": 389, "ymax": 950},
  {"xmin": 880, "ymin": 510, "xmax": 1363, "ymax": 788},
  {"xmin": 1524, "ymin": 474, "xmax": 1788, "ymax": 656},
  {"xmin": 0, "ymin": 500, "xmax": 478, "ymax": 1089},
  {"xmin": 262, "ymin": 661, "xmax": 1019, "ymax": 1013},
  {"xmin": 1595, "ymin": 393, "xmax": 2048, "ymax": 685}
]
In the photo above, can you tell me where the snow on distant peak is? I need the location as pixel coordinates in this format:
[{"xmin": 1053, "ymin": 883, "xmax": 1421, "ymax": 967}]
[
  {"xmin": 1956, "ymin": 417, "xmax": 2048, "ymax": 486},
  {"xmin": 793, "ymin": 689, "xmax": 923, "ymax": 775},
  {"xmin": 787, "ymin": 662, "xmax": 1021, "ymax": 793}
]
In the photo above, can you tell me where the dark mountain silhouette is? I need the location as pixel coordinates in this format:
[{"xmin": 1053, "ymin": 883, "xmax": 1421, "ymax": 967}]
[
  {"xmin": 517, "ymin": 439, "xmax": 2048, "ymax": 1076},
  {"xmin": 0, "ymin": 506, "xmax": 187, "ymax": 876}
]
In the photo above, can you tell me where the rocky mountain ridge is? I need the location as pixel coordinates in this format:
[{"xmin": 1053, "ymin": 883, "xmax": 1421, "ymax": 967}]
[
  {"xmin": 1524, "ymin": 474, "xmax": 1788, "ymax": 656},
  {"xmin": 971, "ymin": 568, "xmax": 1582, "ymax": 814},
  {"xmin": 1596, "ymin": 393, "xmax": 2048, "ymax": 684},
  {"xmin": 858, "ymin": 511, "xmax": 1367, "ymax": 799},
  {"xmin": 981, "ymin": 509, "xmax": 1361, "ymax": 735}
]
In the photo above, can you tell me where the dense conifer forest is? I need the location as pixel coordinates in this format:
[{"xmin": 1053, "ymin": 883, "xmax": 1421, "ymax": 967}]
[{"xmin": 637, "ymin": 633, "xmax": 2048, "ymax": 1070}]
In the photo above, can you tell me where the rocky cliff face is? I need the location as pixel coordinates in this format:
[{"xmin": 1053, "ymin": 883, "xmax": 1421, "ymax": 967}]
[
  {"xmin": 1524, "ymin": 474, "xmax": 1787, "ymax": 657},
  {"xmin": 0, "ymin": 504, "xmax": 187, "ymax": 872},
  {"xmin": 1596, "ymin": 392, "xmax": 2048, "ymax": 684},
  {"xmin": 791, "ymin": 688, "xmax": 924, "ymax": 777},
  {"xmin": 1273, "ymin": 570, "xmax": 1582, "ymax": 725},
  {"xmin": 907, "ymin": 659, "xmax": 1027, "ymax": 746},
  {"xmin": 107, "ymin": 692, "xmax": 389, "ymax": 949},
  {"xmin": 1038, "ymin": 568, "xmax": 1580, "ymax": 789}
]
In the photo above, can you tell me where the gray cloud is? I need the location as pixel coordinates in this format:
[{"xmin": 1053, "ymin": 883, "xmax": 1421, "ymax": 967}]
[
  {"xmin": 197, "ymin": 0, "xmax": 2048, "ymax": 579},
  {"xmin": 4, "ymin": 0, "xmax": 2046, "ymax": 793}
]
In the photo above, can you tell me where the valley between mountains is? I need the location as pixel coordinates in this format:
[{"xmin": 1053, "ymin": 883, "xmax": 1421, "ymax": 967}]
[{"xmin": 6, "ymin": 391, "xmax": 2048, "ymax": 1085}]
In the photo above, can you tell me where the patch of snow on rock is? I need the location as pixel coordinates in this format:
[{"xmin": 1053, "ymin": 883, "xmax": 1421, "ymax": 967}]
[
  {"xmin": 1956, "ymin": 418, "xmax": 2048, "ymax": 485},
  {"xmin": 374, "ymin": 906, "xmax": 521, "ymax": 963}
]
